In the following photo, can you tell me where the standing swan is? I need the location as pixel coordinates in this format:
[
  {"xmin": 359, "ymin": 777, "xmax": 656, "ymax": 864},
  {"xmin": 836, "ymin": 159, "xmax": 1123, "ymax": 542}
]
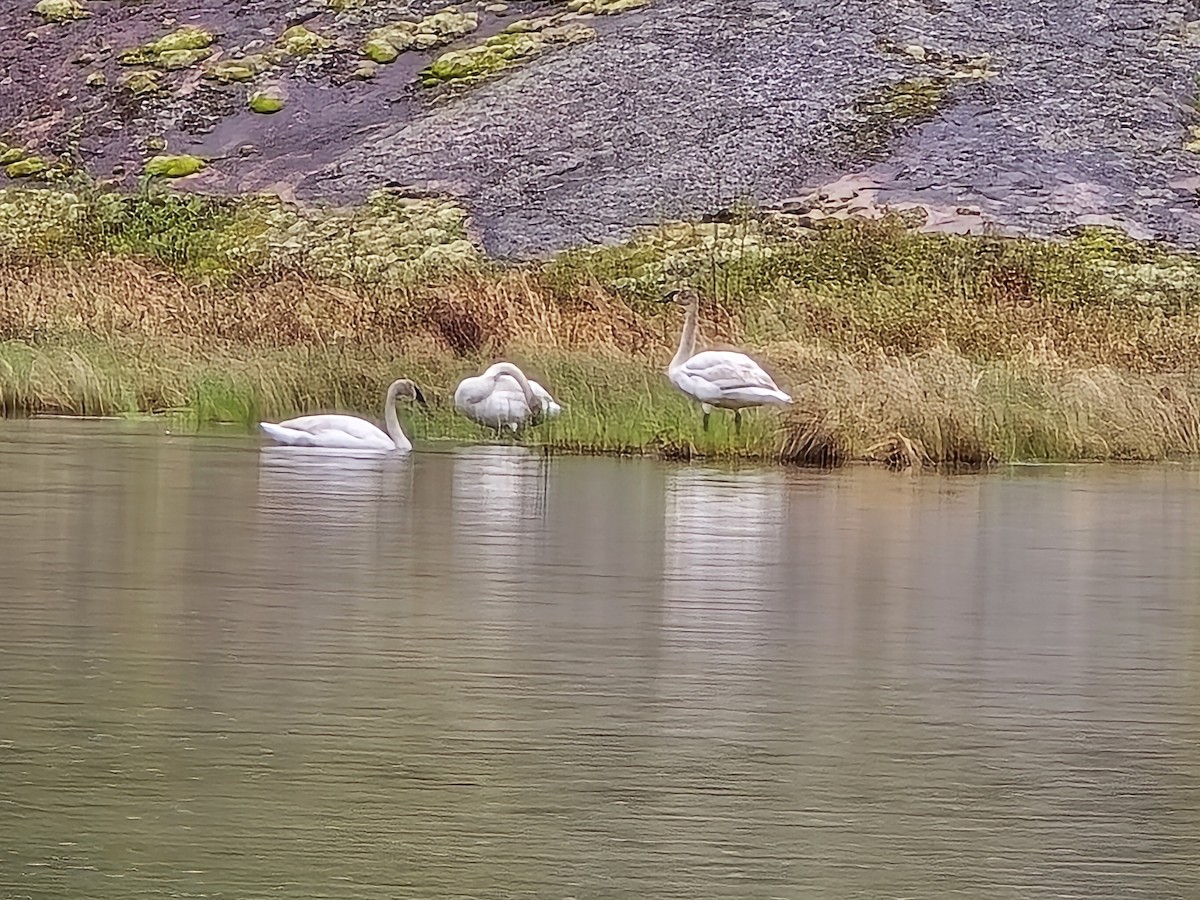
[
  {"xmin": 259, "ymin": 379, "xmax": 427, "ymax": 451},
  {"xmin": 454, "ymin": 362, "xmax": 553, "ymax": 432},
  {"xmin": 659, "ymin": 288, "xmax": 792, "ymax": 431}
]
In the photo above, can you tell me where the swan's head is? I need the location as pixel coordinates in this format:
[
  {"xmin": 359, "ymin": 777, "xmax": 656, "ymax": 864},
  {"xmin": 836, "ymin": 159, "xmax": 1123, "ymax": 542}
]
[
  {"xmin": 390, "ymin": 379, "xmax": 427, "ymax": 407},
  {"xmin": 659, "ymin": 287, "xmax": 699, "ymax": 308}
]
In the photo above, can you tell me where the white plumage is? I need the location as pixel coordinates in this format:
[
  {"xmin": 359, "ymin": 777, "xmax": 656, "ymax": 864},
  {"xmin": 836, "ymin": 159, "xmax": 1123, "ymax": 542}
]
[
  {"xmin": 455, "ymin": 362, "xmax": 562, "ymax": 432},
  {"xmin": 259, "ymin": 378, "xmax": 426, "ymax": 452},
  {"xmin": 662, "ymin": 289, "xmax": 791, "ymax": 430},
  {"xmin": 529, "ymin": 380, "xmax": 563, "ymax": 418}
]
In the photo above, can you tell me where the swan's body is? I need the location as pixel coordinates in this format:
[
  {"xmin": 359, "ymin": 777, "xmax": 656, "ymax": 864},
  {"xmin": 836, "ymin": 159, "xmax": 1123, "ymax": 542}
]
[
  {"xmin": 662, "ymin": 289, "xmax": 791, "ymax": 431},
  {"xmin": 455, "ymin": 362, "xmax": 556, "ymax": 432},
  {"xmin": 259, "ymin": 378, "xmax": 426, "ymax": 451}
]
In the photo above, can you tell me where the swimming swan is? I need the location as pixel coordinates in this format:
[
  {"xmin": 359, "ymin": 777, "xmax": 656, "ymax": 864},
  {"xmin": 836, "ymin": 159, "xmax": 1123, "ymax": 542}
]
[
  {"xmin": 259, "ymin": 378, "xmax": 427, "ymax": 451},
  {"xmin": 454, "ymin": 362, "xmax": 558, "ymax": 432},
  {"xmin": 660, "ymin": 288, "xmax": 791, "ymax": 431}
]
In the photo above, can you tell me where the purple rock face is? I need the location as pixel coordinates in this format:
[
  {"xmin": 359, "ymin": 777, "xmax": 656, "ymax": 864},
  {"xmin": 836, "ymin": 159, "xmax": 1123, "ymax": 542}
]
[{"xmin": 5, "ymin": 0, "xmax": 1200, "ymax": 257}]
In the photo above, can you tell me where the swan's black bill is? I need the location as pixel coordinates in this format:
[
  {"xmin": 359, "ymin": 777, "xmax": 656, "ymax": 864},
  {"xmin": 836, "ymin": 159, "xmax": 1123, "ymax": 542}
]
[
  {"xmin": 658, "ymin": 289, "xmax": 682, "ymax": 304},
  {"xmin": 413, "ymin": 386, "xmax": 428, "ymax": 406}
]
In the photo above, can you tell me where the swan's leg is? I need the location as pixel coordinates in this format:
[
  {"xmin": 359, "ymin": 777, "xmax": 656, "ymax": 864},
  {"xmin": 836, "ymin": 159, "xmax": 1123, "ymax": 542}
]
[
  {"xmin": 734, "ymin": 409, "xmax": 742, "ymax": 433},
  {"xmin": 701, "ymin": 403, "xmax": 713, "ymax": 432}
]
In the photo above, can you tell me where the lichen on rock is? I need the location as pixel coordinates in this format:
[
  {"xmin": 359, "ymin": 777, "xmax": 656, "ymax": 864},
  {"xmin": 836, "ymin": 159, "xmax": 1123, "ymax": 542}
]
[
  {"xmin": 874, "ymin": 37, "xmax": 995, "ymax": 81},
  {"xmin": 33, "ymin": 0, "xmax": 89, "ymax": 23},
  {"xmin": 362, "ymin": 9, "xmax": 479, "ymax": 64},
  {"xmin": 84, "ymin": 70, "xmax": 107, "ymax": 87},
  {"xmin": 157, "ymin": 48, "xmax": 211, "ymax": 69},
  {"xmin": 277, "ymin": 24, "xmax": 331, "ymax": 57},
  {"xmin": 6, "ymin": 157, "xmax": 49, "ymax": 178},
  {"xmin": 226, "ymin": 190, "xmax": 481, "ymax": 282},
  {"xmin": 420, "ymin": 20, "xmax": 594, "ymax": 86},
  {"xmin": 248, "ymin": 90, "xmax": 285, "ymax": 114},
  {"xmin": 352, "ymin": 61, "xmax": 379, "ymax": 80},
  {"xmin": 118, "ymin": 69, "xmax": 164, "ymax": 95},
  {"xmin": 1186, "ymin": 124, "xmax": 1200, "ymax": 153},
  {"xmin": 0, "ymin": 148, "xmax": 26, "ymax": 166},
  {"xmin": 118, "ymin": 26, "xmax": 215, "ymax": 69},
  {"xmin": 855, "ymin": 78, "xmax": 949, "ymax": 123},
  {"xmin": 204, "ymin": 60, "xmax": 258, "ymax": 82},
  {"xmin": 143, "ymin": 154, "xmax": 206, "ymax": 178},
  {"xmin": 566, "ymin": 0, "xmax": 650, "ymax": 13},
  {"xmin": 203, "ymin": 52, "xmax": 282, "ymax": 82}
]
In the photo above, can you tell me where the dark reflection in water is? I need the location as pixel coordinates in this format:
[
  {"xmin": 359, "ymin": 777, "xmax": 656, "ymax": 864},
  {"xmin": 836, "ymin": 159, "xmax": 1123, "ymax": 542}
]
[{"xmin": 1, "ymin": 420, "xmax": 1198, "ymax": 898}]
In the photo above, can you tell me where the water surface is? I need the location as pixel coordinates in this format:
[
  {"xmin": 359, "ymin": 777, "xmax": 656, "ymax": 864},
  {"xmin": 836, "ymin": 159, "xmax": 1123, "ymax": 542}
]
[{"xmin": 1, "ymin": 419, "xmax": 1198, "ymax": 898}]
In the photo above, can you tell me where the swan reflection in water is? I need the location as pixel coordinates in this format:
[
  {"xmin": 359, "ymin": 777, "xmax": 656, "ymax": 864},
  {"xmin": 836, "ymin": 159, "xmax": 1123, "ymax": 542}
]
[
  {"xmin": 450, "ymin": 446, "xmax": 550, "ymax": 608},
  {"xmin": 253, "ymin": 447, "xmax": 416, "ymax": 589},
  {"xmin": 657, "ymin": 466, "xmax": 789, "ymax": 735},
  {"xmin": 256, "ymin": 446, "xmax": 415, "ymax": 515},
  {"xmin": 663, "ymin": 465, "xmax": 788, "ymax": 608}
]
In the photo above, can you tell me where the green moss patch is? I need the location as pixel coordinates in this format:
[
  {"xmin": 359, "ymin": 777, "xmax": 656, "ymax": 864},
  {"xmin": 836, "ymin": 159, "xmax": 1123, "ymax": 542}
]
[
  {"xmin": 118, "ymin": 26, "xmax": 215, "ymax": 69},
  {"xmin": 420, "ymin": 21, "xmax": 594, "ymax": 86},
  {"xmin": 33, "ymin": 0, "xmax": 88, "ymax": 23},
  {"xmin": 0, "ymin": 148, "xmax": 26, "ymax": 166},
  {"xmin": 143, "ymin": 155, "xmax": 206, "ymax": 178},
  {"xmin": 362, "ymin": 9, "xmax": 479, "ymax": 64}
]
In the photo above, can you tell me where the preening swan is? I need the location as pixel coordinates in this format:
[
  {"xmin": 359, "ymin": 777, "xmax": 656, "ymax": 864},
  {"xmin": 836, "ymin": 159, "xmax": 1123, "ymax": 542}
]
[
  {"xmin": 660, "ymin": 288, "xmax": 792, "ymax": 431},
  {"xmin": 528, "ymin": 380, "xmax": 563, "ymax": 419},
  {"xmin": 454, "ymin": 361, "xmax": 558, "ymax": 432},
  {"xmin": 259, "ymin": 378, "xmax": 427, "ymax": 451}
]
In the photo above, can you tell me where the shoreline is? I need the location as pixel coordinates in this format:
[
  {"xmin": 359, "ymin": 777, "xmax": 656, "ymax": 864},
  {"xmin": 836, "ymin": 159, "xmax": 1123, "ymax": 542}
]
[
  {"xmin": 10, "ymin": 412, "xmax": 1200, "ymax": 476},
  {"xmin": 5, "ymin": 185, "xmax": 1200, "ymax": 469}
]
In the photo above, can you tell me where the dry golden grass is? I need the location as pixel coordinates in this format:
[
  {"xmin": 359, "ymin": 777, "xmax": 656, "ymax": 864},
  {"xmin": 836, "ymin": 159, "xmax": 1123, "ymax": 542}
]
[
  {"xmin": 0, "ymin": 257, "xmax": 666, "ymax": 356},
  {"xmin": 6, "ymin": 193, "xmax": 1200, "ymax": 466},
  {"xmin": 770, "ymin": 341, "xmax": 1200, "ymax": 467}
]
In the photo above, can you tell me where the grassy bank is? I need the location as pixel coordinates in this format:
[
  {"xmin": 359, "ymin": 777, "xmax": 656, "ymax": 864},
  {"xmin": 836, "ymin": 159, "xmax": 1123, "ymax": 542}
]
[{"xmin": 4, "ymin": 184, "xmax": 1200, "ymax": 467}]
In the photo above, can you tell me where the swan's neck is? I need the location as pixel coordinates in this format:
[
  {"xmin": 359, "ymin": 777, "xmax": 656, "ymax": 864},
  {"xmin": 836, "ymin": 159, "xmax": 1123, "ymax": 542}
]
[
  {"xmin": 670, "ymin": 299, "xmax": 699, "ymax": 370},
  {"xmin": 490, "ymin": 363, "xmax": 541, "ymax": 413},
  {"xmin": 383, "ymin": 383, "xmax": 410, "ymax": 450}
]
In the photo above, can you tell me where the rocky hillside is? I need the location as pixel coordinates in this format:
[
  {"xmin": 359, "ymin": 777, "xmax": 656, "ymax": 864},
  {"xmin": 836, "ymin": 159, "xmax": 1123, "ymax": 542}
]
[{"xmin": 5, "ymin": 0, "xmax": 1200, "ymax": 257}]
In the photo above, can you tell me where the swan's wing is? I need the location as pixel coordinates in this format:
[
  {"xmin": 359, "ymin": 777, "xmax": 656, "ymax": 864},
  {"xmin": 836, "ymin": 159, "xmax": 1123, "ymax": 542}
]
[
  {"xmin": 674, "ymin": 351, "xmax": 792, "ymax": 406},
  {"xmin": 272, "ymin": 415, "xmax": 393, "ymax": 446},
  {"xmin": 276, "ymin": 414, "xmax": 388, "ymax": 442},
  {"xmin": 680, "ymin": 351, "xmax": 784, "ymax": 392},
  {"xmin": 260, "ymin": 421, "xmax": 394, "ymax": 449},
  {"xmin": 454, "ymin": 375, "xmax": 494, "ymax": 407}
]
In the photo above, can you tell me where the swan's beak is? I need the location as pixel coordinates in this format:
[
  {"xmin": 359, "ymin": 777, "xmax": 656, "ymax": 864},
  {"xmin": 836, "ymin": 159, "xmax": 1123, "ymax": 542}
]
[
  {"xmin": 413, "ymin": 386, "xmax": 428, "ymax": 407},
  {"xmin": 658, "ymin": 289, "xmax": 680, "ymax": 304}
]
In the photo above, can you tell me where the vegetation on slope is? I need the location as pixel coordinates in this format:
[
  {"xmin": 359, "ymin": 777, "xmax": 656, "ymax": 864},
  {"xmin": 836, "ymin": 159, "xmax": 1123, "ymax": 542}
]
[{"xmin": 3, "ymin": 183, "xmax": 1200, "ymax": 468}]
